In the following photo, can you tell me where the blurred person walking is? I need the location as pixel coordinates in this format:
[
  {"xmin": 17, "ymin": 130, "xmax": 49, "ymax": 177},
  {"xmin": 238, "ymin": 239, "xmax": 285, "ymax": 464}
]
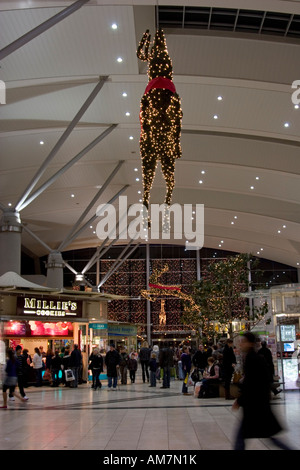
[
  {"xmin": 1, "ymin": 348, "xmax": 27, "ymax": 408},
  {"xmin": 232, "ymin": 332, "xmax": 291, "ymax": 450}
]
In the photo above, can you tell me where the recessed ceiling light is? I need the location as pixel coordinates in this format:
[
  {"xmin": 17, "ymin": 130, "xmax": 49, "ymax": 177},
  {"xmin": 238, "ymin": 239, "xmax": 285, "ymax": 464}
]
[
  {"xmin": 134, "ymin": 168, "xmax": 138, "ymax": 172},
  {"xmin": 250, "ymin": 186, "xmax": 254, "ymax": 190},
  {"xmin": 111, "ymin": 23, "xmax": 118, "ymax": 30},
  {"xmin": 213, "ymin": 115, "xmax": 218, "ymax": 119},
  {"xmin": 129, "ymin": 136, "xmax": 133, "ymax": 140},
  {"xmin": 201, "ymin": 170, "xmax": 205, "ymax": 174},
  {"xmin": 255, "ymin": 176, "xmax": 260, "ymax": 180},
  {"xmin": 284, "ymin": 122, "xmax": 290, "ymax": 127},
  {"xmin": 234, "ymin": 216, "xmax": 237, "ymax": 219},
  {"xmin": 199, "ymin": 180, "xmax": 203, "ymax": 184},
  {"xmin": 278, "ymin": 230, "xmax": 281, "ymax": 233},
  {"xmin": 125, "ymin": 112, "xmax": 130, "ymax": 116},
  {"xmin": 217, "ymin": 96, "xmax": 223, "ymax": 101},
  {"xmin": 283, "ymin": 225, "xmax": 286, "ymax": 228},
  {"xmin": 90, "ymin": 226, "xmax": 93, "ymax": 229},
  {"xmin": 221, "ymin": 240, "xmax": 224, "ymax": 244},
  {"xmin": 136, "ymin": 178, "xmax": 139, "ymax": 182},
  {"xmin": 117, "ymin": 57, "xmax": 123, "ymax": 63},
  {"xmin": 40, "ymin": 141, "xmax": 44, "ymax": 145},
  {"xmin": 219, "ymin": 244, "xmax": 222, "ymax": 247},
  {"xmin": 8, "ymin": 203, "xmax": 12, "ymax": 207},
  {"xmin": 71, "ymin": 194, "xmax": 75, "ymax": 198},
  {"xmin": 138, "ymin": 190, "xmax": 141, "ymax": 194},
  {"xmin": 294, "ymin": 104, "xmax": 299, "ymax": 109},
  {"xmin": 122, "ymin": 92, "xmax": 127, "ymax": 97},
  {"xmin": 231, "ymin": 221, "xmax": 234, "ymax": 225},
  {"xmin": 297, "ymin": 262, "xmax": 299, "ymax": 266}
]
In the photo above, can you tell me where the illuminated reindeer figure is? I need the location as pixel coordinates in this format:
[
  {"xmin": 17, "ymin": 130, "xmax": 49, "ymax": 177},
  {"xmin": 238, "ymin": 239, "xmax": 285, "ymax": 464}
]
[
  {"xmin": 141, "ymin": 264, "xmax": 201, "ymax": 315},
  {"xmin": 137, "ymin": 29, "xmax": 183, "ymax": 211}
]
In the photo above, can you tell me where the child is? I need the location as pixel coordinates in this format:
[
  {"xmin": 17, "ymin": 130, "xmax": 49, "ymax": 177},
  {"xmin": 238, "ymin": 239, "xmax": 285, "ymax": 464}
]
[
  {"xmin": 149, "ymin": 352, "xmax": 158, "ymax": 387},
  {"xmin": 127, "ymin": 353, "xmax": 138, "ymax": 384}
]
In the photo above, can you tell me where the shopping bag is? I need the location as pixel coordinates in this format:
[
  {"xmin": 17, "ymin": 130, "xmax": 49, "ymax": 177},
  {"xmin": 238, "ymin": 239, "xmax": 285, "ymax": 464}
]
[{"xmin": 65, "ymin": 369, "xmax": 75, "ymax": 382}]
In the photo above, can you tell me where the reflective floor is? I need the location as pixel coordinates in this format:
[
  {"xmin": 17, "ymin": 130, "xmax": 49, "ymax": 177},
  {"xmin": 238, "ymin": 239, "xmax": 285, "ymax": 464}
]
[{"xmin": 1, "ymin": 377, "xmax": 299, "ymax": 452}]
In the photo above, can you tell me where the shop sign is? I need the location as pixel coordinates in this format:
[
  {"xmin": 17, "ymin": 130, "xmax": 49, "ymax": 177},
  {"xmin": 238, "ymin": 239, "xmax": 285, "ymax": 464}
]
[
  {"xmin": 108, "ymin": 324, "xmax": 137, "ymax": 337},
  {"xmin": 89, "ymin": 323, "xmax": 108, "ymax": 330},
  {"xmin": 17, "ymin": 296, "xmax": 82, "ymax": 318},
  {"xmin": 3, "ymin": 320, "xmax": 74, "ymax": 337}
]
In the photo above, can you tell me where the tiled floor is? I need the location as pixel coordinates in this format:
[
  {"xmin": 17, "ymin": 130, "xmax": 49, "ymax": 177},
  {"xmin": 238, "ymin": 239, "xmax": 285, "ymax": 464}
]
[{"xmin": 1, "ymin": 378, "xmax": 299, "ymax": 452}]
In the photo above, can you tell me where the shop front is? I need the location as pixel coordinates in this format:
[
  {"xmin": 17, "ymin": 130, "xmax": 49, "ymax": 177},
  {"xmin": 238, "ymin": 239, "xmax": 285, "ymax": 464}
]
[{"xmin": 89, "ymin": 321, "xmax": 138, "ymax": 353}]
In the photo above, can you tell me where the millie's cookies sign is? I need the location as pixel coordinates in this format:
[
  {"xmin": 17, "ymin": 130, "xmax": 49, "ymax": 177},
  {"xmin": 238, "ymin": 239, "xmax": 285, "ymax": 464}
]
[{"xmin": 17, "ymin": 296, "xmax": 82, "ymax": 318}]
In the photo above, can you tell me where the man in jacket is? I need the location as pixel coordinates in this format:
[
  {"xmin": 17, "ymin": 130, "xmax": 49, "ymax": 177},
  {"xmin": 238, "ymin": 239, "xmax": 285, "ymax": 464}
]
[
  {"xmin": 69, "ymin": 344, "xmax": 82, "ymax": 388},
  {"xmin": 105, "ymin": 344, "xmax": 121, "ymax": 390},
  {"xmin": 222, "ymin": 339, "xmax": 237, "ymax": 400},
  {"xmin": 159, "ymin": 342, "xmax": 174, "ymax": 388},
  {"xmin": 139, "ymin": 341, "xmax": 151, "ymax": 383},
  {"xmin": 192, "ymin": 344, "xmax": 208, "ymax": 375}
]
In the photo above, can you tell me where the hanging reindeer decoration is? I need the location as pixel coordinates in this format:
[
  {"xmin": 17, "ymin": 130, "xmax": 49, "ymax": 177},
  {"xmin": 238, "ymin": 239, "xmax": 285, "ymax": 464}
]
[{"xmin": 137, "ymin": 29, "xmax": 183, "ymax": 211}]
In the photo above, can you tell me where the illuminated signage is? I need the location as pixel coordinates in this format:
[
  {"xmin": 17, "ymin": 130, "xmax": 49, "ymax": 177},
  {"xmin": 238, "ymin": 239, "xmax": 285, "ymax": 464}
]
[
  {"xmin": 17, "ymin": 296, "xmax": 82, "ymax": 318},
  {"xmin": 4, "ymin": 320, "xmax": 74, "ymax": 337}
]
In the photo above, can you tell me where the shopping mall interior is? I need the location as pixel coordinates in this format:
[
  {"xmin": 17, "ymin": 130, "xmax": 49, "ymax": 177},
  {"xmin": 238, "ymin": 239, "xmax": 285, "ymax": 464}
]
[{"xmin": 0, "ymin": 0, "xmax": 300, "ymax": 454}]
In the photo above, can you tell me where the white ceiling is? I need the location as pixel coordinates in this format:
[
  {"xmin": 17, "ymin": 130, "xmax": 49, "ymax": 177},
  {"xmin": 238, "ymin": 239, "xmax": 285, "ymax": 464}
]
[{"xmin": 0, "ymin": 0, "xmax": 300, "ymax": 269}]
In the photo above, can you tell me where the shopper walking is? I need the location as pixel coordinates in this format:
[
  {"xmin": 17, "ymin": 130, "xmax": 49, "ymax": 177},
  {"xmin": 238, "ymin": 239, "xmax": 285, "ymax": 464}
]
[
  {"xmin": 149, "ymin": 352, "xmax": 159, "ymax": 387},
  {"xmin": 89, "ymin": 347, "xmax": 103, "ymax": 390},
  {"xmin": 181, "ymin": 346, "xmax": 192, "ymax": 395},
  {"xmin": 69, "ymin": 344, "xmax": 82, "ymax": 388},
  {"xmin": 1, "ymin": 348, "xmax": 27, "ymax": 408},
  {"xmin": 105, "ymin": 344, "xmax": 121, "ymax": 390},
  {"xmin": 50, "ymin": 350, "xmax": 62, "ymax": 387},
  {"xmin": 222, "ymin": 339, "xmax": 236, "ymax": 400},
  {"xmin": 32, "ymin": 347, "xmax": 43, "ymax": 387},
  {"xmin": 128, "ymin": 353, "xmax": 138, "ymax": 384},
  {"xmin": 119, "ymin": 347, "xmax": 129, "ymax": 385},
  {"xmin": 14, "ymin": 345, "xmax": 28, "ymax": 400},
  {"xmin": 232, "ymin": 332, "xmax": 291, "ymax": 450},
  {"xmin": 139, "ymin": 341, "xmax": 151, "ymax": 383},
  {"xmin": 159, "ymin": 342, "xmax": 174, "ymax": 389}
]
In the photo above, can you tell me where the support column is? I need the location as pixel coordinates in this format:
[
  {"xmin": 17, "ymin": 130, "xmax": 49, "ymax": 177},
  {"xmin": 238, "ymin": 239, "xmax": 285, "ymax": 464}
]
[
  {"xmin": 146, "ymin": 243, "xmax": 151, "ymax": 345},
  {"xmin": 196, "ymin": 249, "xmax": 201, "ymax": 281},
  {"xmin": 46, "ymin": 251, "xmax": 65, "ymax": 289},
  {"xmin": 0, "ymin": 210, "xmax": 22, "ymax": 275}
]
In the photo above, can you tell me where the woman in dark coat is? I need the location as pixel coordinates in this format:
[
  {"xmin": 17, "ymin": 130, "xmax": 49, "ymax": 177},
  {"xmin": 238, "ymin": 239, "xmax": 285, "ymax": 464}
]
[
  {"xmin": 232, "ymin": 332, "xmax": 290, "ymax": 450},
  {"xmin": 89, "ymin": 347, "xmax": 103, "ymax": 390}
]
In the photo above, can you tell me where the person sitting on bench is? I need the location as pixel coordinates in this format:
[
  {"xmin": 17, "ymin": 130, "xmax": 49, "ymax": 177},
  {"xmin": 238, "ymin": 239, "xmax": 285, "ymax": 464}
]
[{"xmin": 198, "ymin": 357, "xmax": 220, "ymax": 398}]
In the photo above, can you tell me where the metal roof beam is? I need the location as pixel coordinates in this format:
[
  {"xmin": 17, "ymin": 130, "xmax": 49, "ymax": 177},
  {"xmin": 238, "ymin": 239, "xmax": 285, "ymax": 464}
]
[
  {"xmin": 56, "ymin": 158, "xmax": 123, "ymax": 251},
  {"xmin": 0, "ymin": 0, "xmax": 90, "ymax": 61},
  {"xmin": 16, "ymin": 76, "xmax": 108, "ymax": 211},
  {"xmin": 18, "ymin": 123, "xmax": 116, "ymax": 212},
  {"xmin": 58, "ymin": 184, "xmax": 129, "ymax": 252}
]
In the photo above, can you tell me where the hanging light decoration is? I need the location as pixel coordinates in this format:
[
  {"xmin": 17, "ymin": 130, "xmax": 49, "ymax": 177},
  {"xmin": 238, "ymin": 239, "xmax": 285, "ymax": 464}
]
[{"xmin": 137, "ymin": 29, "xmax": 183, "ymax": 210}]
